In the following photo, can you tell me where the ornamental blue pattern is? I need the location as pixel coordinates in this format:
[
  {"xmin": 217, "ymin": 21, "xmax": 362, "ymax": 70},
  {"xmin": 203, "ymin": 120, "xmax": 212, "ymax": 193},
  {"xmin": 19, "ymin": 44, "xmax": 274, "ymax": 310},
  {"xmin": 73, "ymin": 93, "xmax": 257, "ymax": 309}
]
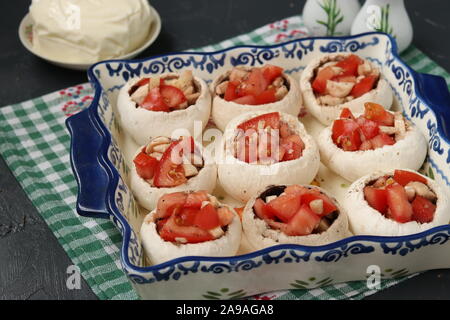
[
  {"xmin": 381, "ymin": 231, "xmax": 450, "ymax": 256},
  {"xmin": 315, "ymin": 243, "xmax": 375, "ymax": 262},
  {"xmin": 319, "ymin": 36, "xmax": 379, "ymax": 53},
  {"xmin": 427, "ymin": 120, "xmax": 445, "ymax": 155},
  {"xmin": 230, "ymin": 48, "xmax": 279, "ymax": 66}
]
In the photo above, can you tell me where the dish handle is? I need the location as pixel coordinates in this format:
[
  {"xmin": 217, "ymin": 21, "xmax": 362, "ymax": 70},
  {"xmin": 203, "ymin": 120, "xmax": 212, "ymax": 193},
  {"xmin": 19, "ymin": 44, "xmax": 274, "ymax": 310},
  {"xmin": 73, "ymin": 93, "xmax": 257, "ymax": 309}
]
[
  {"xmin": 66, "ymin": 108, "xmax": 111, "ymax": 220},
  {"xmin": 414, "ymin": 71, "xmax": 450, "ymax": 139}
]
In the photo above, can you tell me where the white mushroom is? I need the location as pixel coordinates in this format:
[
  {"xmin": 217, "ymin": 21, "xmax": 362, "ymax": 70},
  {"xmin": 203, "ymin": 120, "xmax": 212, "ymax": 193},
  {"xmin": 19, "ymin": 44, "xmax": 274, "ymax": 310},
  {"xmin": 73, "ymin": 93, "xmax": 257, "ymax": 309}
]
[
  {"xmin": 176, "ymin": 70, "xmax": 194, "ymax": 92},
  {"xmin": 183, "ymin": 163, "xmax": 199, "ymax": 177},
  {"xmin": 310, "ymin": 199, "xmax": 324, "ymax": 215},
  {"xmin": 317, "ymin": 95, "xmax": 345, "ymax": 106},
  {"xmin": 275, "ymin": 86, "xmax": 288, "ymax": 100},
  {"xmin": 406, "ymin": 181, "xmax": 437, "ymax": 200},
  {"xmin": 149, "ymin": 77, "xmax": 160, "ymax": 90},
  {"xmin": 229, "ymin": 68, "xmax": 249, "ymax": 82},
  {"xmin": 326, "ymin": 80, "xmax": 355, "ymax": 98},
  {"xmin": 394, "ymin": 112, "xmax": 406, "ymax": 140},
  {"xmin": 145, "ymin": 136, "xmax": 171, "ymax": 154},
  {"xmin": 215, "ymin": 81, "xmax": 229, "ymax": 95},
  {"xmin": 130, "ymin": 85, "xmax": 149, "ymax": 105}
]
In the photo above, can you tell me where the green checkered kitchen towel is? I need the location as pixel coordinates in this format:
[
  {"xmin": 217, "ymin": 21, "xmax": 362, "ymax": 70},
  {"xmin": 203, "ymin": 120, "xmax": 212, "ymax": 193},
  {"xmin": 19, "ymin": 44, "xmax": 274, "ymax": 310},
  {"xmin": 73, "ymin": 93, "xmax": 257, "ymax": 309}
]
[{"xmin": 1, "ymin": 15, "xmax": 449, "ymax": 300}]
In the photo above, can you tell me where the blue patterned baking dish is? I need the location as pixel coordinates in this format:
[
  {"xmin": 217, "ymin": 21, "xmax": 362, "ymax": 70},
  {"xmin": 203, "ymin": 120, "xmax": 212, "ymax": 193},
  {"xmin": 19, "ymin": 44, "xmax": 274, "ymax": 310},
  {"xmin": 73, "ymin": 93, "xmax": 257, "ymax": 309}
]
[{"xmin": 66, "ymin": 32, "xmax": 450, "ymax": 299}]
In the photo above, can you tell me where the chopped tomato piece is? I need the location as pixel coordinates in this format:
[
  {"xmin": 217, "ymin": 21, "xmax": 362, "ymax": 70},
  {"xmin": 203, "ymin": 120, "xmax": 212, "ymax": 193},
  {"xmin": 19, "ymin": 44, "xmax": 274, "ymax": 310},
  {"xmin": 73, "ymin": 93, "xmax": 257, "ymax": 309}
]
[
  {"xmin": 364, "ymin": 186, "xmax": 388, "ymax": 214},
  {"xmin": 279, "ymin": 122, "xmax": 291, "ymax": 138},
  {"xmin": 253, "ymin": 198, "xmax": 276, "ymax": 220},
  {"xmin": 300, "ymin": 191, "xmax": 338, "ymax": 216},
  {"xmin": 232, "ymin": 95, "xmax": 257, "ymax": 105},
  {"xmin": 411, "ymin": 196, "xmax": 436, "ymax": 223},
  {"xmin": 331, "ymin": 119, "xmax": 360, "ymax": 144},
  {"xmin": 141, "ymin": 87, "xmax": 170, "ymax": 111},
  {"xmin": 369, "ymin": 133, "xmax": 395, "ymax": 149},
  {"xmin": 340, "ymin": 131, "xmax": 362, "ymax": 151},
  {"xmin": 393, "ymin": 170, "xmax": 428, "ymax": 186},
  {"xmin": 184, "ymin": 191, "xmax": 209, "ymax": 209},
  {"xmin": 153, "ymin": 140, "xmax": 187, "ymax": 188},
  {"xmin": 350, "ymin": 75, "xmax": 377, "ymax": 98},
  {"xmin": 133, "ymin": 151, "xmax": 159, "ymax": 180},
  {"xmin": 224, "ymin": 81, "xmax": 240, "ymax": 101},
  {"xmin": 160, "ymin": 85, "xmax": 187, "ymax": 108},
  {"xmin": 281, "ymin": 135, "xmax": 304, "ymax": 161},
  {"xmin": 254, "ymin": 89, "xmax": 277, "ymax": 104},
  {"xmin": 262, "ymin": 65, "xmax": 283, "ymax": 83},
  {"xmin": 176, "ymin": 207, "xmax": 199, "ymax": 226},
  {"xmin": 155, "ymin": 192, "xmax": 187, "ymax": 219},
  {"xmin": 340, "ymin": 108, "xmax": 355, "ymax": 120},
  {"xmin": 285, "ymin": 204, "xmax": 321, "ymax": 236},
  {"xmin": 194, "ymin": 203, "xmax": 221, "ymax": 230},
  {"xmin": 217, "ymin": 207, "xmax": 235, "ymax": 226},
  {"xmin": 356, "ymin": 116, "xmax": 380, "ymax": 140},
  {"xmin": 386, "ymin": 183, "xmax": 413, "ymax": 223},
  {"xmin": 267, "ymin": 193, "xmax": 301, "ymax": 223},
  {"xmin": 159, "ymin": 215, "xmax": 214, "ymax": 243},
  {"xmin": 364, "ymin": 102, "xmax": 394, "ymax": 126},
  {"xmin": 335, "ymin": 54, "xmax": 362, "ymax": 76},
  {"xmin": 237, "ymin": 68, "xmax": 267, "ymax": 97},
  {"xmin": 312, "ymin": 66, "xmax": 336, "ymax": 94},
  {"xmin": 238, "ymin": 112, "xmax": 281, "ymax": 131}
]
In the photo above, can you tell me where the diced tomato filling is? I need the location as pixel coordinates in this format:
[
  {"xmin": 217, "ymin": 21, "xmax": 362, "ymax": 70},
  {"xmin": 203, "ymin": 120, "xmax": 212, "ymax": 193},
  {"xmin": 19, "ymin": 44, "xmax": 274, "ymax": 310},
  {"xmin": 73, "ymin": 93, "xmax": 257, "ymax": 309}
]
[
  {"xmin": 364, "ymin": 186, "xmax": 388, "ymax": 214},
  {"xmin": 267, "ymin": 193, "xmax": 301, "ymax": 222},
  {"xmin": 285, "ymin": 204, "xmax": 321, "ymax": 236},
  {"xmin": 134, "ymin": 136, "xmax": 199, "ymax": 188},
  {"xmin": 237, "ymin": 112, "xmax": 280, "ymax": 131},
  {"xmin": 332, "ymin": 102, "xmax": 397, "ymax": 152},
  {"xmin": 252, "ymin": 185, "xmax": 338, "ymax": 236},
  {"xmin": 363, "ymin": 172, "xmax": 436, "ymax": 224},
  {"xmin": 133, "ymin": 151, "xmax": 159, "ymax": 180},
  {"xmin": 235, "ymin": 112, "xmax": 304, "ymax": 164},
  {"xmin": 184, "ymin": 190, "xmax": 209, "ymax": 209},
  {"xmin": 154, "ymin": 191, "xmax": 235, "ymax": 244},
  {"xmin": 364, "ymin": 102, "xmax": 395, "ymax": 126},
  {"xmin": 411, "ymin": 196, "xmax": 436, "ymax": 223},
  {"xmin": 335, "ymin": 54, "xmax": 363, "ymax": 76},
  {"xmin": 393, "ymin": 169, "xmax": 428, "ymax": 186},
  {"xmin": 194, "ymin": 204, "xmax": 221, "ymax": 230},
  {"xmin": 312, "ymin": 66, "xmax": 335, "ymax": 94},
  {"xmin": 311, "ymin": 54, "xmax": 378, "ymax": 99},
  {"xmin": 386, "ymin": 183, "xmax": 413, "ymax": 223},
  {"xmin": 138, "ymin": 78, "xmax": 188, "ymax": 112},
  {"xmin": 350, "ymin": 76, "xmax": 377, "ymax": 98},
  {"xmin": 222, "ymin": 64, "xmax": 286, "ymax": 105}
]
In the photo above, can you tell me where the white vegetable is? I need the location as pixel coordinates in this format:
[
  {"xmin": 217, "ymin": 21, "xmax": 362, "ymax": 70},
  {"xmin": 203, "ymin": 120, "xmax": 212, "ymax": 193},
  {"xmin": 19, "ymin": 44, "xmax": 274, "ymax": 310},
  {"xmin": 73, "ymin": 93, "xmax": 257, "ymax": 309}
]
[
  {"xmin": 117, "ymin": 73, "xmax": 211, "ymax": 145},
  {"xmin": 242, "ymin": 185, "xmax": 351, "ymax": 250},
  {"xmin": 344, "ymin": 169, "xmax": 450, "ymax": 236},
  {"xmin": 317, "ymin": 116, "xmax": 427, "ymax": 182},
  {"xmin": 300, "ymin": 53, "xmax": 393, "ymax": 125},
  {"xmin": 130, "ymin": 141, "xmax": 217, "ymax": 211},
  {"xmin": 211, "ymin": 72, "xmax": 302, "ymax": 131},
  {"xmin": 141, "ymin": 205, "xmax": 242, "ymax": 265},
  {"xmin": 218, "ymin": 111, "xmax": 320, "ymax": 202}
]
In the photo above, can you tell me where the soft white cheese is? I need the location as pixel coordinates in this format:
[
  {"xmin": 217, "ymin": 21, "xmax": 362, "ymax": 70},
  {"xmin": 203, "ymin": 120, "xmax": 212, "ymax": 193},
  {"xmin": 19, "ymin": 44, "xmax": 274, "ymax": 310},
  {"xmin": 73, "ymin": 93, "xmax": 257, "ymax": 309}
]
[{"xmin": 29, "ymin": 0, "xmax": 153, "ymax": 63}]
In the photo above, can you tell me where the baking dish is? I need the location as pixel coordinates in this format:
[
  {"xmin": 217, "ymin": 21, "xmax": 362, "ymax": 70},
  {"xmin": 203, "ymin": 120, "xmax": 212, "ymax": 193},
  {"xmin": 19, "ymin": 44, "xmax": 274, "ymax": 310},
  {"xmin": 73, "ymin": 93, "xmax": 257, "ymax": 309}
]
[{"xmin": 66, "ymin": 32, "xmax": 450, "ymax": 299}]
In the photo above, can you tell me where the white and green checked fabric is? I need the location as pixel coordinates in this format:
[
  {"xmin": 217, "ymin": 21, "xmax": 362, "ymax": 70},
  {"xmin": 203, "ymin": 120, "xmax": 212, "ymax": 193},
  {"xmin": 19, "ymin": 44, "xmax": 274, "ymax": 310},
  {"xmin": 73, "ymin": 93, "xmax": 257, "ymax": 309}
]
[{"xmin": 1, "ymin": 15, "xmax": 449, "ymax": 300}]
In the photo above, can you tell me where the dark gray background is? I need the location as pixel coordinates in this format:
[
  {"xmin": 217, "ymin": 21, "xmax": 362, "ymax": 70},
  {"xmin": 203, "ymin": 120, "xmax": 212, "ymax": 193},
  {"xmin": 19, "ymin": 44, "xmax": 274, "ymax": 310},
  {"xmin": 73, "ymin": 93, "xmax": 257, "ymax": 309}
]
[{"xmin": 1, "ymin": 0, "xmax": 450, "ymax": 300}]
